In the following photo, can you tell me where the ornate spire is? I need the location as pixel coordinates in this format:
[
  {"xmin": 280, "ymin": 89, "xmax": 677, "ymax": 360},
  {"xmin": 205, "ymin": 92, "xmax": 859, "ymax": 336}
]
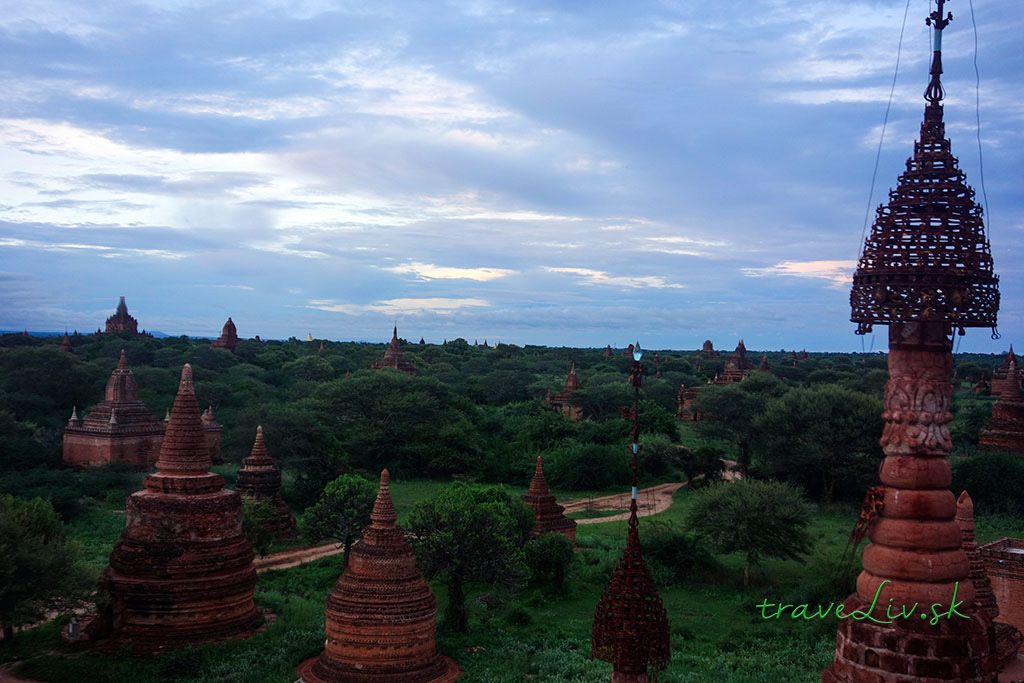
[
  {"xmin": 150, "ymin": 364, "xmax": 215, "ymax": 479},
  {"xmin": 523, "ymin": 456, "xmax": 576, "ymax": 541},
  {"xmin": 370, "ymin": 469, "xmax": 397, "ymax": 527}
]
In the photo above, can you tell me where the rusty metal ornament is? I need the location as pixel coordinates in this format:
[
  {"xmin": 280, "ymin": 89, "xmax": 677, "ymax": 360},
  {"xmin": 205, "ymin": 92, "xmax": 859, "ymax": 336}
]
[
  {"xmin": 591, "ymin": 345, "xmax": 671, "ymax": 677},
  {"xmin": 850, "ymin": 0, "xmax": 999, "ymax": 337}
]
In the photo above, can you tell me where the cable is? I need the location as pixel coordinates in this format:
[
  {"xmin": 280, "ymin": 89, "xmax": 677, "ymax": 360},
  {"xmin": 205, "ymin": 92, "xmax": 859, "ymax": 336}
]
[
  {"xmin": 968, "ymin": 0, "xmax": 991, "ymax": 225},
  {"xmin": 857, "ymin": 0, "xmax": 914, "ymax": 258}
]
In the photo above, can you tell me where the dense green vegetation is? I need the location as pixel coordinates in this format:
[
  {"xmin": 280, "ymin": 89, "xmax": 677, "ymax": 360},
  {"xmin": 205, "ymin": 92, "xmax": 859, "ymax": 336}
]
[{"xmin": 0, "ymin": 331, "xmax": 1020, "ymax": 681}]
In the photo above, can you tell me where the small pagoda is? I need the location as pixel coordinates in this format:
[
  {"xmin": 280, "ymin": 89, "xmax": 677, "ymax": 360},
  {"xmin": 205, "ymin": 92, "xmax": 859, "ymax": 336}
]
[
  {"xmin": 697, "ymin": 339, "xmax": 718, "ymax": 358},
  {"xmin": 372, "ymin": 326, "xmax": 417, "ymax": 374},
  {"xmin": 236, "ymin": 426, "xmax": 297, "ymax": 539},
  {"xmin": 96, "ymin": 364, "xmax": 259, "ymax": 652},
  {"xmin": 546, "ymin": 362, "xmax": 582, "ymax": 420},
  {"xmin": 592, "ymin": 345, "xmax": 669, "ymax": 682},
  {"xmin": 58, "ymin": 332, "xmax": 73, "ymax": 353},
  {"xmin": 104, "ymin": 296, "xmax": 140, "ymax": 335},
  {"xmin": 603, "ymin": 345, "xmax": 614, "ymax": 358},
  {"xmin": 979, "ymin": 356, "xmax": 1024, "ymax": 454},
  {"xmin": 201, "ymin": 405, "xmax": 223, "ymax": 463},
  {"xmin": 676, "ymin": 383, "xmax": 701, "ymax": 422},
  {"xmin": 522, "ymin": 456, "xmax": 576, "ymax": 542},
  {"xmin": 210, "ymin": 317, "xmax": 240, "ymax": 351},
  {"xmin": 991, "ymin": 346, "xmax": 1021, "ymax": 398},
  {"xmin": 297, "ymin": 470, "xmax": 460, "ymax": 683},
  {"xmin": 757, "ymin": 354, "xmax": 770, "ymax": 372},
  {"xmin": 62, "ymin": 350, "xmax": 165, "ymax": 467},
  {"xmin": 824, "ymin": 2, "xmax": 1003, "ymax": 679}
]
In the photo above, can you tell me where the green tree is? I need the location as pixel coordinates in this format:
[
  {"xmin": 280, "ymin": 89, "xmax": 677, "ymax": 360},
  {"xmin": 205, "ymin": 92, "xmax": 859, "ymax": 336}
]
[
  {"xmin": 692, "ymin": 373, "xmax": 788, "ymax": 472},
  {"xmin": 408, "ymin": 483, "xmax": 533, "ymax": 632},
  {"xmin": 241, "ymin": 497, "xmax": 277, "ymax": 556},
  {"xmin": 678, "ymin": 445, "xmax": 726, "ymax": 489},
  {"xmin": 753, "ymin": 384, "xmax": 882, "ymax": 502},
  {"xmin": 524, "ymin": 533, "xmax": 574, "ymax": 594},
  {"xmin": 0, "ymin": 495, "xmax": 89, "ymax": 640},
  {"xmin": 302, "ymin": 474, "xmax": 377, "ymax": 566},
  {"xmin": 686, "ymin": 480, "xmax": 812, "ymax": 586}
]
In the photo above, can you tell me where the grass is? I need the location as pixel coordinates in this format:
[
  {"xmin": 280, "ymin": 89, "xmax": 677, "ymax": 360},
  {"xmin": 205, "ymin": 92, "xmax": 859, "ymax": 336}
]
[{"xmin": 6, "ymin": 483, "xmax": 1024, "ymax": 682}]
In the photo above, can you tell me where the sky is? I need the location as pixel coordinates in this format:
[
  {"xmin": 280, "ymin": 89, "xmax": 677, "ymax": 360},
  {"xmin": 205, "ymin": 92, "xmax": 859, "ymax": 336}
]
[{"xmin": 0, "ymin": 0, "xmax": 1021, "ymax": 351}]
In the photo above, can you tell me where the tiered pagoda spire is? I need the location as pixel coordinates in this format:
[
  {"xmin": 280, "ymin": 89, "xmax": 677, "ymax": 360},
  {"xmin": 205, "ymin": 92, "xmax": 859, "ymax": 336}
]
[
  {"xmin": 372, "ymin": 326, "xmax": 417, "ymax": 374},
  {"xmin": 824, "ymin": 2, "xmax": 1002, "ymax": 679},
  {"xmin": 991, "ymin": 346, "xmax": 1021, "ymax": 398},
  {"xmin": 104, "ymin": 296, "xmax": 140, "ymax": 335},
  {"xmin": 522, "ymin": 456, "xmax": 576, "ymax": 542},
  {"xmin": 62, "ymin": 350, "xmax": 165, "ymax": 467},
  {"xmin": 236, "ymin": 426, "xmax": 297, "ymax": 539},
  {"xmin": 546, "ymin": 362, "xmax": 583, "ymax": 420},
  {"xmin": 210, "ymin": 317, "xmax": 240, "ymax": 351},
  {"xmin": 979, "ymin": 355, "xmax": 1024, "ymax": 454},
  {"xmin": 96, "ymin": 364, "xmax": 259, "ymax": 652},
  {"xmin": 298, "ymin": 470, "xmax": 459, "ymax": 683},
  {"xmin": 201, "ymin": 405, "xmax": 223, "ymax": 463}
]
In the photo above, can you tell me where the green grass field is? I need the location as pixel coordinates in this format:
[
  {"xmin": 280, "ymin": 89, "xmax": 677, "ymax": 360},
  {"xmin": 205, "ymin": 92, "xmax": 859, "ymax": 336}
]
[{"xmin": 6, "ymin": 482, "xmax": 1024, "ymax": 682}]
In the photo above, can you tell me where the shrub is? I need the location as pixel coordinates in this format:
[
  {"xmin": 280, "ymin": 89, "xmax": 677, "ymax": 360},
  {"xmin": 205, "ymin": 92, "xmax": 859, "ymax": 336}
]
[{"xmin": 524, "ymin": 533, "xmax": 575, "ymax": 593}]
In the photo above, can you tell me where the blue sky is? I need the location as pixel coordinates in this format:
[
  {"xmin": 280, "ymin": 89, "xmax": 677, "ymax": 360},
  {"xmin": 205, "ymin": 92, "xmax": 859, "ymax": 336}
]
[{"xmin": 0, "ymin": 0, "xmax": 1020, "ymax": 351}]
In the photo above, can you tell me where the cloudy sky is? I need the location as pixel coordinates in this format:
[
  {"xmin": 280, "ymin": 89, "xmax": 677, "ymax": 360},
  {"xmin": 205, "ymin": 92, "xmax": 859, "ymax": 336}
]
[{"xmin": 1, "ymin": 0, "xmax": 1020, "ymax": 351}]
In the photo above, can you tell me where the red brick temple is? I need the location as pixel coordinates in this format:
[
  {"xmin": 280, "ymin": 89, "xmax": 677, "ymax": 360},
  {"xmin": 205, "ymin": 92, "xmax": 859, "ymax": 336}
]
[
  {"xmin": 236, "ymin": 425, "xmax": 296, "ymax": 540},
  {"xmin": 58, "ymin": 332, "xmax": 73, "ymax": 353},
  {"xmin": 603, "ymin": 345, "xmax": 614, "ymax": 358},
  {"xmin": 992, "ymin": 347, "xmax": 1022, "ymax": 399},
  {"xmin": 62, "ymin": 350, "xmax": 165, "ymax": 467},
  {"xmin": 210, "ymin": 317, "xmax": 240, "ymax": 351},
  {"xmin": 958, "ymin": 492, "xmax": 1022, "ymax": 662},
  {"xmin": 758, "ymin": 354, "xmax": 770, "ymax": 372},
  {"xmin": 698, "ymin": 339, "xmax": 718, "ymax": 358},
  {"xmin": 979, "ymin": 355, "xmax": 1024, "ymax": 454},
  {"xmin": 981, "ymin": 538, "xmax": 1024, "ymax": 652},
  {"xmin": 824, "ymin": 2, "xmax": 1004, "ymax": 679},
  {"xmin": 711, "ymin": 341, "xmax": 751, "ymax": 386},
  {"xmin": 201, "ymin": 405, "xmax": 223, "ymax": 463},
  {"xmin": 546, "ymin": 362, "xmax": 582, "ymax": 420},
  {"xmin": 372, "ymin": 326, "xmax": 417, "ymax": 374},
  {"xmin": 676, "ymin": 383, "xmax": 701, "ymax": 422},
  {"xmin": 104, "ymin": 296, "xmax": 140, "ymax": 335},
  {"xmin": 297, "ymin": 470, "xmax": 460, "ymax": 683},
  {"xmin": 522, "ymin": 456, "xmax": 576, "ymax": 542},
  {"xmin": 96, "ymin": 364, "xmax": 259, "ymax": 652}
]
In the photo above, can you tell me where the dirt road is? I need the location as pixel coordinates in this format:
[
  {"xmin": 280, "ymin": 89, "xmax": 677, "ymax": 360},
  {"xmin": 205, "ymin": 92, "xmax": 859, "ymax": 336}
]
[{"xmin": 561, "ymin": 482, "xmax": 685, "ymax": 525}]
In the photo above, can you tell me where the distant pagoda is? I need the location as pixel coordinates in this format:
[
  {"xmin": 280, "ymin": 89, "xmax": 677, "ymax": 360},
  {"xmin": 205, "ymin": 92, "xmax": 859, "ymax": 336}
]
[
  {"xmin": 603, "ymin": 345, "xmax": 614, "ymax": 358},
  {"xmin": 546, "ymin": 362, "xmax": 582, "ymax": 420},
  {"xmin": 236, "ymin": 426, "xmax": 297, "ymax": 539},
  {"xmin": 979, "ymin": 355, "xmax": 1024, "ymax": 454},
  {"xmin": 297, "ymin": 470, "xmax": 460, "ymax": 683},
  {"xmin": 372, "ymin": 326, "xmax": 417, "ymax": 374},
  {"xmin": 711, "ymin": 340, "xmax": 751, "ymax": 385},
  {"xmin": 58, "ymin": 332, "xmax": 73, "ymax": 353},
  {"xmin": 201, "ymin": 405, "xmax": 223, "ymax": 463},
  {"xmin": 62, "ymin": 350, "xmax": 165, "ymax": 467},
  {"xmin": 676, "ymin": 383, "xmax": 701, "ymax": 422},
  {"xmin": 104, "ymin": 296, "xmax": 140, "ymax": 335},
  {"xmin": 758, "ymin": 354, "xmax": 770, "ymax": 372},
  {"xmin": 991, "ymin": 346, "xmax": 1021, "ymax": 398},
  {"xmin": 698, "ymin": 339, "xmax": 718, "ymax": 358},
  {"xmin": 96, "ymin": 364, "xmax": 259, "ymax": 652},
  {"xmin": 522, "ymin": 456, "xmax": 576, "ymax": 542},
  {"xmin": 210, "ymin": 317, "xmax": 240, "ymax": 351},
  {"xmin": 823, "ymin": 1, "xmax": 1005, "ymax": 679}
]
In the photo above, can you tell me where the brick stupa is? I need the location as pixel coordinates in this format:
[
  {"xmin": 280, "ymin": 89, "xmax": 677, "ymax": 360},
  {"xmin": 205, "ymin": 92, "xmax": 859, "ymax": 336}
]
[
  {"xmin": 991, "ymin": 347, "xmax": 1021, "ymax": 398},
  {"xmin": 58, "ymin": 332, "xmax": 73, "ymax": 353},
  {"xmin": 104, "ymin": 296, "xmax": 140, "ymax": 335},
  {"xmin": 236, "ymin": 425, "xmax": 297, "ymax": 540},
  {"xmin": 96, "ymin": 364, "xmax": 259, "ymax": 652},
  {"xmin": 698, "ymin": 339, "xmax": 718, "ymax": 358},
  {"xmin": 297, "ymin": 470, "xmax": 460, "ymax": 683},
  {"xmin": 201, "ymin": 405, "xmax": 223, "ymax": 463},
  {"xmin": 372, "ymin": 326, "xmax": 417, "ymax": 374},
  {"xmin": 62, "ymin": 350, "xmax": 165, "ymax": 467},
  {"xmin": 522, "ymin": 456, "xmax": 576, "ymax": 542},
  {"xmin": 210, "ymin": 317, "xmax": 240, "ymax": 351},
  {"xmin": 979, "ymin": 355, "xmax": 1024, "ymax": 454},
  {"xmin": 676, "ymin": 383, "xmax": 701, "ymax": 422},
  {"xmin": 546, "ymin": 362, "xmax": 583, "ymax": 420}
]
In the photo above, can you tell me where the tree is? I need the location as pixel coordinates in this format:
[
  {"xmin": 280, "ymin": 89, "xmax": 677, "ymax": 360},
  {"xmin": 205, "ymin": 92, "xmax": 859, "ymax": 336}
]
[
  {"xmin": 524, "ymin": 533, "xmax": 574, "ymax": 594},
  {"xmin": 408, "ymin": 483, "xmax": 533, "ymax": 632},
  {"xmin": 0, "ymin": 495, "xmax": 88, "ymax": 640},
  {"xmin": 302, "ymin": 474, "xmax": 377, "ymax": 566},
  {"xmin": 685, "ymin": 480, "xmax": 812, "ymax": 586},
  {"xmin": 678, "ymin": 445, "xmax": 726, "ymax": 489},
  {"xmin": 753, "ymin": 384, "xmax": 882, "ymax": 502},
  {"xmin": 692, "ymin": 373, "xmax": 787, "ymax": 472},
  {"xmin": 241, "ymin": 497, "xmax": 277, "ymax": 557}
]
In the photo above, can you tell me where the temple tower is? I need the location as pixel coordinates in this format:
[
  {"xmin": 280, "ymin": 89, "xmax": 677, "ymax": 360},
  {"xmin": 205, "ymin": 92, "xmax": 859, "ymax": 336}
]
[
  {"xmin": 824, "ymin": 2, "xmax": 1001, "ymax": 679},
  {"xmin": 62, "ymin": 350, "xmax": 165, "ymax": 467},
  {"xmin": 297, "ymin": 470, "xmax": 460, "ymax": 683},
  {"xmin": 979, "ymin": 356, "xmax": 1024, "ymax": 454},
  {"xmin": 522, "ymin": 456, "xmax": 576, "ymax": 542},
  {"xmin": 201, "ymin": 405, "xmax": 223, "ymax": 463},
  {"xmin": 97, "ymin": 364, "xmax": 259, "ymax": 652},
  {"xmin": 104, "ymin": 296, "xmax": 140, "ymax": 335},
  {"xmin": 372, "ymin": 326, "xmax": 417, "ymax": 374},
  {"xmin": 210, "ymin": 317, "xmax": 240, "ymax": 351},
  {"xmin": 58, "ymin": 332, "xmax": 73, "ymax": 353},
  {"xmin": 991, "ymin": 347, "xmax": 1020, "ymax": 398},
  {"xmin": 236, "ymin": 426, "xmax": 297, "ymax": 539},
  {"xmin": 546, "ymin": 362, "xmax": 583, "ymax": 420}
]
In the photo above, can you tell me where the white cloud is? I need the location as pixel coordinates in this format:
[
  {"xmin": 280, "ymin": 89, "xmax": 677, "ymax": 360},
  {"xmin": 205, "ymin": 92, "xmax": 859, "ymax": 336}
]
[
  {"xmin": 383, "ymin": 261, "xmax": 516, "ymax": 282},
  {"xmin": 308, "ymin": 297, "xmax": 490, "ymax": 315},
  {"xmin": 741, "ymin": 260, "xmax": 856, "ymax": 288},
  {"xmin": 543, "ymin": 266, "xmax": 684, "ymax": 289}
]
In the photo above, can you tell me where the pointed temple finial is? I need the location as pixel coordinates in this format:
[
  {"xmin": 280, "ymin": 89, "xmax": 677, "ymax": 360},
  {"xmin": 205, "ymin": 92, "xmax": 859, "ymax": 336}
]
[
  {"xmin": 370, "ymin": 469, "xmax": 397, "ymax": 527},
  {"xmin": 924, "ymin": 0, "xmax": 953, "ymax": 105},
  {"xmin": 118, "ymin": 349, "xmax": 127, "ymax": 369},
  {"xmin": 179, "ymin": 363, "xmax": 194, "ymax": 393},
  {"xmin": 392, "ymin": 324, "xmax": 399, "ymax": 341}
]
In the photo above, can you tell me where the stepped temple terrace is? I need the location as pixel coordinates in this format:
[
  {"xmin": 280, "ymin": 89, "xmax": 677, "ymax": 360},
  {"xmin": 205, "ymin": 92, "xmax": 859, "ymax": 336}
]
[
  {"xmin": 236, "ymin": 425, "xmax": 296, "ymax": 539},
  {"xmin": 823, "ymin": 1, "xmax": 1009, "ymax": 679},
  {"xmin": 298, "ymin": 470, "xmax": 460, "ymax": 683},
  {"xmin": 371, "ymin": 326, "xmax": 417, "ymax": 374},
  {"xmin": 62, "ymin": 350, "xmax": 165, "ymax": 467},
  {"xmin": 94, "ymin": 364, "xmax": 259, "ymax": 652},
  {"xmin": 522, "ymin": 456, "xmax": 576, "ymax": 542},
  {"xmin": 103, "ymin": 296, "xmax": 141, "ymax": 335}
]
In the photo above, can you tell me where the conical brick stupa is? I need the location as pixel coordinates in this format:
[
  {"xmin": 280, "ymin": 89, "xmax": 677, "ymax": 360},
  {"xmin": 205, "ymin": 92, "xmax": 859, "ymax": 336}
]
[
  {"xmin": 236, "ymin": 425, "xmax": 297, "ymax": 539},
  {"xmin": 97, "ymin": 364, "xmax": 259, "ymax": 652},
  {"xmin": 522, "ymin": 456, "xmax": 576, "ymax": 542},
  {"xmin": 298, "ymin": 469, "xmax": 459, "ymax": 683}
]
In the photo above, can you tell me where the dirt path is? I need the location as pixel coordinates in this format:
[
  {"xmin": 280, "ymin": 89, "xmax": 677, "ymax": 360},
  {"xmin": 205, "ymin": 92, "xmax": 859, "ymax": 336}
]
[
  {"xmin": 561, "ymin": 482, "xmax": 685, "ymax": 525},
  {"xmin": 0, "ymin": 663, "xmax": 40, "ymax": 683},
  {"xmin": 253, "ymin": 542, "xmax": 343, "ymax": 572}
]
